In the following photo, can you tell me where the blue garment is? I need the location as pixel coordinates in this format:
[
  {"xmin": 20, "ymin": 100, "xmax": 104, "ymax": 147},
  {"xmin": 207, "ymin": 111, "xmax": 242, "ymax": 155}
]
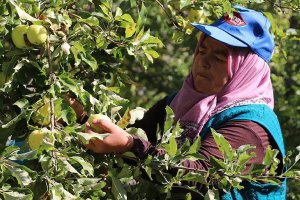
[{"xmin": 201, "ymin": 104, "xmax": 286, "ymax": 200}]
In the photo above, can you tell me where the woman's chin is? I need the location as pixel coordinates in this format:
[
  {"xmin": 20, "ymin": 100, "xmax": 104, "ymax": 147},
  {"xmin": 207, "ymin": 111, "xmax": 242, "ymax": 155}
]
[{"xmin": 194, "ymin": 85, "xmax": 210, "ymax": 94}]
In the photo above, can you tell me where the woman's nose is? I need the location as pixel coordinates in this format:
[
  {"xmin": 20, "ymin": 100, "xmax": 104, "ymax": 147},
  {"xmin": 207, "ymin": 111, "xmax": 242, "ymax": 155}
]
[{"xmin": 198, "ymin": 54, "xmax": 210, "ymax": 69}]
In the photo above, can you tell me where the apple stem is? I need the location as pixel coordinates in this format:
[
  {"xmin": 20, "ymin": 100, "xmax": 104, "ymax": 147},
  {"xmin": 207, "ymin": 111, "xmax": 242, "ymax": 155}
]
[{"xmin": 46, "ymin": 35, "xmax": 55, "ymax": 131}]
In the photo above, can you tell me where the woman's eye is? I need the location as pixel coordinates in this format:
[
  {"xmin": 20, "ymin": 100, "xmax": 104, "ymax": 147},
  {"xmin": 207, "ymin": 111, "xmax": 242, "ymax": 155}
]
[
  {"xmin": 216, "ymin": 57, "xmax": 226, "ymax": 62},
  {"xmin": 215, "ymin": 54, "xmax": 227, "ymax": 62}
]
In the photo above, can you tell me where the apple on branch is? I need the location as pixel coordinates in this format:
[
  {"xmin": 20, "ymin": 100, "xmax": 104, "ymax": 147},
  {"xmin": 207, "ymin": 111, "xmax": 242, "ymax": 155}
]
[
  {"xmin": 27, "ymin": 25, "xmax": 48, "ymax": 45},
  {"xmin": 11, "ymin": 25, "xmax": 29, "ymax": 49},
  {"xmin": 28, "ymin": 129, "xmax": 54, "ymax": 150},
  {"xmin": 32, "ymin": 102, "xmax": 51, "ymax": 126},
  {"xmin": 87, "ymin": 114, "xmax": 112, "ymax": 133}
]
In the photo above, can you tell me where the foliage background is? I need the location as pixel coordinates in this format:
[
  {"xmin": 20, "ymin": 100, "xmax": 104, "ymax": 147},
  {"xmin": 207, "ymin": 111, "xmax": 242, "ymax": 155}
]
[
  {"xmin": 0, "ymin": 0, "xmax": 299, "ymax": 199},
  {"xmin": 120, "ymin": 1, "xmax": 300, "ymax": 198}
]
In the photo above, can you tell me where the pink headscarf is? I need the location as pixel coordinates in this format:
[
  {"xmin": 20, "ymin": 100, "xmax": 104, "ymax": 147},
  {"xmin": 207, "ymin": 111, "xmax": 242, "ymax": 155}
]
[{"xmin": 170, "ymin": 37, "xmax": 274, "ymax": 142}]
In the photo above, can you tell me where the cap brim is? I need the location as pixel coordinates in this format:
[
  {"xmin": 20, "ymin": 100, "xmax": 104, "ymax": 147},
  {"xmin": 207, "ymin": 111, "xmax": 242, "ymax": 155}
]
[{"xmin": 191, "ymin": 23, "xmax": 248, "ymax": 48}]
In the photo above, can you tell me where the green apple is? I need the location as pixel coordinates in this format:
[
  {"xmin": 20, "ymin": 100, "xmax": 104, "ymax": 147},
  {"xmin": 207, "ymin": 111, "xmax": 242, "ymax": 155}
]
[
  {"xmin": 27, "ymin": 25, "xmax": 48, "ymax": 45},
  {"xmin": 28, "ymin": 129, "xmax": 45, "ymax": 150},
  {"xmin": 87, "ymin": 114, "xmax": 111, "ymax": 133},
  {"xmin": 11, "ymin": 25, "xmax": 29, "ymax": 49},
  {"xmin": 28, "ymin": 129, "xmax": 54, "ymax": 150},
  {"xmin": 32, "ymin": 102, "xmax": 50, "ymax": 126}
]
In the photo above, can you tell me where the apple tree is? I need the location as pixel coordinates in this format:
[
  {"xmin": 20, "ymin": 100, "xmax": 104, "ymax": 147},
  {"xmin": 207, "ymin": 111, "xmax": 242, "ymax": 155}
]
[{"xmin": 0, "ymin": 0, "xmax": 300, "ymax": 199}]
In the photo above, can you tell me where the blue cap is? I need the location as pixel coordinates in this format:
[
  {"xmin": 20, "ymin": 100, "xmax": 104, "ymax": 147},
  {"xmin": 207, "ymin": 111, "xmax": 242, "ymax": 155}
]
[{"xmin": 191, "ymin": 5, "xmax": 275, "ymax": 62}]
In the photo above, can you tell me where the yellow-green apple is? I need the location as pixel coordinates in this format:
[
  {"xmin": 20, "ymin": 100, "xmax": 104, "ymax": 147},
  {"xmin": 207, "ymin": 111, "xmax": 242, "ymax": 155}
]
[
  {"xmin": 32, "ymin": 102, "xmax": 50, "ymax": 126},
  {"xmin": 28, "ymin": 129, "xmax": 45, "ymax": 150},
  {"xmin": 11, "ymin": 25, "xmax": 29, "ymax": 49},
  {"xmin": 87, "ymin": 114, "xmax": 111, "ymax": 133},
  {"xmin": 28, "ymin": 129, "xmax": 54, "ymax": 150},
  {"xmin": 27, "ymin": 25, "xmax": 48, "ymax": 45}
]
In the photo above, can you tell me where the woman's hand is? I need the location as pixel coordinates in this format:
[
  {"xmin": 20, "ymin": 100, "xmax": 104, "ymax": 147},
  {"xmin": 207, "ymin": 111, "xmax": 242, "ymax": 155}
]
[{"xmin": 84, "ymin": 118, "xmax": 134, "ymax": 153}]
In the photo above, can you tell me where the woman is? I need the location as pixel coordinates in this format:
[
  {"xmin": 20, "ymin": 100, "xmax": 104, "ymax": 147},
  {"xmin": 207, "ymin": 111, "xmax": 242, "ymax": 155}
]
[{"xmin": 71, "ymin": 5, "xmax": 286, "ymax": 199}]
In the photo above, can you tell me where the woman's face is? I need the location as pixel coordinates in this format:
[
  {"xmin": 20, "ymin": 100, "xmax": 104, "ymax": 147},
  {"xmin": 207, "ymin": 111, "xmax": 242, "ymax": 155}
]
[{"xmin": 192, "ymin": 36, "xmax": 229, "ymax": 95}]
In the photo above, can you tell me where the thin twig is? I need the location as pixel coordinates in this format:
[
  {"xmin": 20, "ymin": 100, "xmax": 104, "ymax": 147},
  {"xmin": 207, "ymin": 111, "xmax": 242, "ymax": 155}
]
[{"xmin": 46, "ymin": 36, "xmax": 55, "ymax": 132}]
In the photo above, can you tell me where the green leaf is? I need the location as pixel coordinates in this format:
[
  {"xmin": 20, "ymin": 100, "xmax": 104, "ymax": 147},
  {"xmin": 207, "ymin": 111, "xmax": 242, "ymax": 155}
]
[
  {"xmin": 144, "ymin": 155, "xmax": 153, "ymax": 165},
  {"xmin": 145, "ymin": 52, "xmax": 153, "ymax": 63},
  {"xmin": 237, "ymin": 152, "xmax": 256, "ymax": 171},
  {"xmin": 58, "ymin": 73, "xmax": 80, "ymax": 94},
  {"xmin": 179, "ymin": 0, "xmax": 193, "ymax": 10},
  {"xmin": 263, "ymin": 146, "xmax": 279, "ymax": 167},
  {"xmin": 5, "ymin": 160, "xmax": 35, "ymax": 187},
  {"xmin": 49, "ymin": 184, "xmax": 62, "ymax": 200},
  {"xmin": 211, "ymin": 128, "xmax": 235, "ymax": 161},
  {"xmin": 137, "ymin": 29, "xmax": 150, "ymax": 44},
  {"xmin": 164, "ymin": 106, "xmax": 175, "ymax": 133},
  {"xmin": 77, "ymin": 178, "xmax": 104, "ymax": 186},
  {"xmin": 185, "ymin": 153, "xmax": 205, "ymax": 161},
  {"xmin": 185, "ymin": 193, "xmax": 192, "ymax": 200},
  {"xmin": 121, "ymin": 14, "xmax": 135, "ymax": 23},
  {"xmin": 9, "ymin": 1, "xmax": 38, "ymax": 21},
  {"xmin": 117, "ymin": 166, "xmax": 132, "ymax": 178},
  {"xmin": 111, "ymin": 176, "xmax": 127, "ymax": 200},
  {"xmin": 8, "ymin": 150, "xmax": 38, "ymax": 161},
  {"xmin": 250, "ymin": 164, "xmax": 266, "ymax": 175},
  {"xmin": 125, "ymin": 23, "xmax": 136, "ymax": 38},
  {"xmin": 80, "ymin": 53, "xmax": 98, "ymax": 71},
  {"xmin": 1, "ymin": 146, "xmax": 19, "ymax": 157},
  {"xmin": 182, "ymin": 172, "xmax": 206, "ymax": 184},
  {"xmin": 56, "ymin": 99, "xmax": 77, "ymax": 125},
  {"xmin": 79, "ymin": 16, "xmax": 99, "ymax": 26},
  {"xmin": 222, "ymin": 1, "xmax": 233, "ymax": 14},
  {"xmin": 70, "ymin": 156, "xmax": 94, "ymax": 176},
  {"xmin": 129, "ymin": 107, "xmax": 146, "ymax": 124},
  {"xmin": 126, "ymin": 127, "xmax": 148, "ymax": 141},
  {"xmin": 136, "ymin": 3, "xmax": 146, "ymax": 32},
  {"xmin": 142, "ymin": 36, "xmax": 164, "ymax": 47},
  {"xmin": 210, "ymin": 156, "xmax": 227, "ymax": 170},
  {"xmin": 2, "ymin": 189, "xmax": 33, "ymax": 200},
  {"xmin": 164, "ymin": 136, "xmax": 177, "ymax": 157},
  {"xmin": 58, "ymin": 159, "xmax": 79, "ymax": 175},
  {"xmin": 219, "ymin": 177, "xmax": 231, "ymax": 192},
  {"xmin": 178, "ymin": 138, "xmax": 191, "ymax": 154},
  {"xmin": 50, "ymin": 182, "xmax": 77, "ymax": 200},
  {"xmin": 100, "ymin": 4, "xmax": 112, "ymax": 18},
  {"xmin": 232, "ymin": 177, "xmax": 243, "ymax": 190},
  {"xmin": 144, "ymin": 49, "xmax": 159, "ymax": 59},
  {"xmin": 187, "ymin": 136, "xmax": 201, "ymax": 155},
  {"xmin": 13, "ymin": 99, "xmax": 29, "ymax": 109},
  {"xmin": 237, "ymin": 145, "xmax": 255, "ymax": 154},
  {"xmin": 76, "ymin": 132, "xmax": 109, "ymax": 145},
  {"xmin": 144, "ymin": 166, "xmax": 152, "ymax": 180},
  {"xmin": 1, "ymin": 112, "xmax": 25, "ymax": 129},
  {"xmin": 115, "ymin": 7, "xmax": 123, "ymax": 19},
  {"xmin": 204, "ymin": 189, "xmax": 218, "ymax": 200},
  {"xmin": 70, "ymin": 41, "xmax": 85, "ymax": 66}
]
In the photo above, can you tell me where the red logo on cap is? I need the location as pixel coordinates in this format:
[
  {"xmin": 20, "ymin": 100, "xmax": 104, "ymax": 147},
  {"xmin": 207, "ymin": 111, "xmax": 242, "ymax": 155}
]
[{"xmin": 224, "ymin": 12, "xmax": 246, "ymax": 26}]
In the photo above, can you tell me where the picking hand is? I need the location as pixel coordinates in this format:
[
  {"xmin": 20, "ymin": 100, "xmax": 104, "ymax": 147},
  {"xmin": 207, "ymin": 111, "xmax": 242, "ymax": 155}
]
[{"xmin": 84, "ymin": 118, "xmax": 133, "ymax": 153}]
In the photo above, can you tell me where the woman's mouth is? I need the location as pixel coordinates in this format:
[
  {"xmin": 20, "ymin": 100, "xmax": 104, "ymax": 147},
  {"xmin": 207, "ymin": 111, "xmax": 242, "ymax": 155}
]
[{"xmin": 196, "ymin": 74, "xmax": 209, "ymax": 80}]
